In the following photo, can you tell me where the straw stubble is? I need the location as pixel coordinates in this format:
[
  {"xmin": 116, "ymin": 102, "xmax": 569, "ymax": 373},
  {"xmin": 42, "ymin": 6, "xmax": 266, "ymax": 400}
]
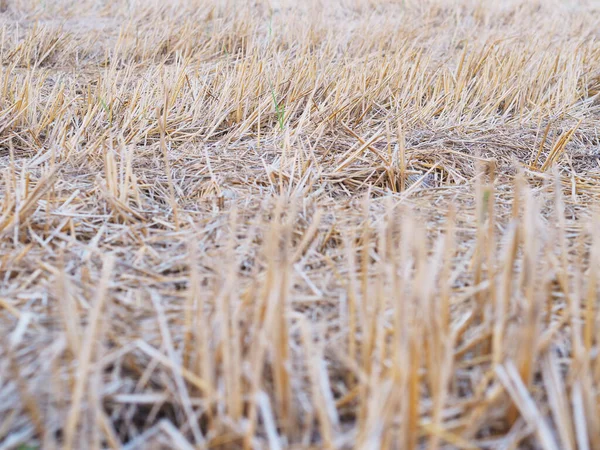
[{"xmin": 1, "ymin": 0, "xmax": 600, "ymax": 449}]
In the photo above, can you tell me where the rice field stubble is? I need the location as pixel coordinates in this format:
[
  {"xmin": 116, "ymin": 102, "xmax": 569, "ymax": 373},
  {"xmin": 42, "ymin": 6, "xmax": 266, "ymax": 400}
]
[{"xmin": 1, "ymin": 0, "xmax": 600, "ymax": 448}]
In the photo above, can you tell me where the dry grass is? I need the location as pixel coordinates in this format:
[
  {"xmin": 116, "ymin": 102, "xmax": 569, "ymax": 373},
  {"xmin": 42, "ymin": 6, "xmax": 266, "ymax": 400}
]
[{"xmin": 1, "ymin": 0, "xmax": 600, "ymax": 448}]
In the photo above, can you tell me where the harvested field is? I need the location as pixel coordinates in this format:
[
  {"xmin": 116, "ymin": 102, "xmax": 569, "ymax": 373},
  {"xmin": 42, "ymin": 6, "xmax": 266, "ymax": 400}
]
[{"xmin": 1, "ymin": 0, "xmax": 600, "ymax": 448}]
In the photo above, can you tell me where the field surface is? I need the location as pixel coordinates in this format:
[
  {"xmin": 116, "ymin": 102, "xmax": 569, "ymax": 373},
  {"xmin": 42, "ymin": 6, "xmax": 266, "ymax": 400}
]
[{"xmin": 1, "ymin": 0, "xmax": 600, "ymax": 448}]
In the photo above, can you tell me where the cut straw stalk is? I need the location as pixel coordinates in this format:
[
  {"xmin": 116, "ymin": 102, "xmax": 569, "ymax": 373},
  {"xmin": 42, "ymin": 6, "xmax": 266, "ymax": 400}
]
[{"xmin": 64, "ymin": 255, "xmax": 114, "ymax": 450}]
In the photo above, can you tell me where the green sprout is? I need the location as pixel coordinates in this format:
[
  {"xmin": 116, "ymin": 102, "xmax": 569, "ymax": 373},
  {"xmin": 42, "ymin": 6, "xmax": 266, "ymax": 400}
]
[{"xmin": 271, "ymin": 88, "xmax": 285, "ymax": 131}]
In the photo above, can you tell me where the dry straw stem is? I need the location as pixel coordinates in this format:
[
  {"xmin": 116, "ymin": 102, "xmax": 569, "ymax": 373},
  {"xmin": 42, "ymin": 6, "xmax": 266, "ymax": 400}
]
[{"xmin": 2, "ymin": 0, "xmax": 600, "ymax": 448}]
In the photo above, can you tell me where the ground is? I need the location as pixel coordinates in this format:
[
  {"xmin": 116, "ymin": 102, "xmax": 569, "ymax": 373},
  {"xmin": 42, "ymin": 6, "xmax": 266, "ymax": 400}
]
[{"xmin": 1, "ymin": 0, "xmax": 600, "ymax": 448}]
